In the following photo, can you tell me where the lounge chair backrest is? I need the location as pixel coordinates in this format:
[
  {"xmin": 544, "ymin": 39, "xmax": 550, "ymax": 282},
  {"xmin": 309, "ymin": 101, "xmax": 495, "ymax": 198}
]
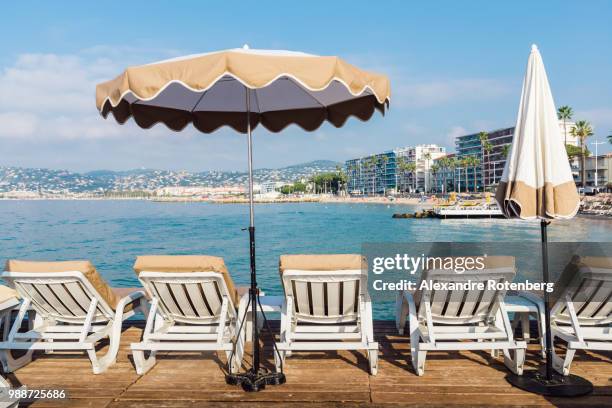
[
  {"xmin": 279, "ymin": 254, "xmax": 366, "ymax": 323},
  {"xmin": 138, "ymin": 271, "xmax": 235, "ymax": 324},
  {"xmin": 134, "ymin": 255, "xmax": 239, "ymax": 324},
  {"xmin": 2, "ymin": 271, "xmax": 115, "ymax": 324},
  {"xmin": 281, "ymin": 269, "xmax": 365, "ymax": 322},
  {"xmin": 551, "ymin": 257, "xmax": 612, "ymax": 326},
  {"xmin": 415, "ymin": 256, "xmax": 516, "ymax": 325}
]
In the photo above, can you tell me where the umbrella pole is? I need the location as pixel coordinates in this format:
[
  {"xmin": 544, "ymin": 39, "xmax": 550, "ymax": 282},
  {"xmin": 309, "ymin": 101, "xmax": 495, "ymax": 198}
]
[
  {"xmin": 505, "ymin": 220, "xmax": 592, "ymax": 396},
  {"xmin": 540, "ymin": 220, "xmax": 553, "ymax": 381},
  {"xmin": 246, "ymin": 97, "xmax": 260, "ymax": 374},
  {"xmin": 225, "ymin": 88, "xmax": 286, "ymax": 392}
]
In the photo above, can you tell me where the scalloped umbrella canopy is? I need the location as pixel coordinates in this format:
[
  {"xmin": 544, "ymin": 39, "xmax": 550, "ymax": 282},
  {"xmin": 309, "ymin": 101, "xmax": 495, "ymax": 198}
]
[
  {"xmin": 96, "ymin": 47, "xmax": 390, "ymax": 133},
  {"xmin": 495, "ymin": 45, "xmax": 579, "ymax": 220}
]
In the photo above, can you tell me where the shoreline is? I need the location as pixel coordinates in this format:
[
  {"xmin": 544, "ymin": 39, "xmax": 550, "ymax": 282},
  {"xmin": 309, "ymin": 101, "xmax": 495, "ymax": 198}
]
[
  {"xmin": 0, "ymin": 196, "xmax": 434, "ymax": 205},
  {"xmin": 2, "ymin": 196, "xmax": 611, "ymax": 219}
]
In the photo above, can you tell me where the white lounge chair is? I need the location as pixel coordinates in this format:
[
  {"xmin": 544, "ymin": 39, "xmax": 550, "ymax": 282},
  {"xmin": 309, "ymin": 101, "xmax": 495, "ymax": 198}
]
[
  {"xmin": 548, "ymin": 256, "xmax": 612, "ymax": 375},
  {"xmin": 0, "ymin": 260, "xmax": 147, "ymax": 374},
  {"xmin": 275, "ymin": 254, "xmax": 378, "ymax": 375},
  {"xmin": 0, "ymin": 285, "xmax": 21, "ymax": 408},
  {"xmin": 130, "ymin": 255, "xmax": 247, "ymax": 375},
  {"xmin": 396, "ymin": 256, "xmax": 526, "ymax": 376}
]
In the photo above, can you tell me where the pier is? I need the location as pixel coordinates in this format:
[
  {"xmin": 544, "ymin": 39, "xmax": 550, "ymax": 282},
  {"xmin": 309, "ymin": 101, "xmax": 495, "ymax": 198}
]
[{"xmin": 7, "ymin": 320, "xmax": 610, "ymax": 407}]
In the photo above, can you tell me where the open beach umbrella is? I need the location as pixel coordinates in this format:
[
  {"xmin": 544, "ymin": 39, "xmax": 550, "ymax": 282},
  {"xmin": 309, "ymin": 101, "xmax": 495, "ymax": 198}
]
[
  {"xmin": 96, "ymin": 45, "xmax": 390, "ymax": 391},
  {"xmin": 496, "ymin": 45, "xmax": 591, "ymax": 396}
]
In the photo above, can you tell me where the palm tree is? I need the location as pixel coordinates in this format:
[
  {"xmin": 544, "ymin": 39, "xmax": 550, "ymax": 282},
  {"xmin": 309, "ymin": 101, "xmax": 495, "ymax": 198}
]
[
  {"xmin": 557, "ymin": 105, "xmax": 573, "ymax": 146},
  {"xmin": 478, "ymin": 131, "xmax": 489, "ymax": 190},
  {"xmin": 469, "ymin": 156, "xmax": 481, "ymax": 192},
  {"xmin": 501, "ymin": 144, "xmax": 510, "ymax": 159},
  {"xmin": 450, "ymin": 157, "xmax": 458, "ymax": 192},
  {"xmin": 438, "ymin": 156, "xmax": 449, "ymax": 194},
  {"xmin": 430, "ymin": 163, "xmax": 440, "ymax": 193},
  {"xmin": 570, "ymin": 120, "xmax": 594, "ymax": 187},
  {"xmin": 483, "ymin": 141, "xmax": 493, "ymax": 190},
  {"xmin": 423, "ymin": 152, "xmax": 432, "ymax": 192},
  {"xmin": 407, "ymin": 162, "xmax": 417, "ymax": 192},
  {"xmin": 608, "ymin": 131, "xmax": 612, "ymax": 145},
  {"xmin": 396, "ymin": 157, "xmax": 406, "ymax": 193},
  {"xmin": 461, "ymin": 158, "xmax": 471, "ymax": 193},
  {"xmin": 335, "ymin": 165, "xmax": 347, "ymax": 195},
  {"xmin": 380, "ymin": 155, "xmax": 389, "ymax": 195}
]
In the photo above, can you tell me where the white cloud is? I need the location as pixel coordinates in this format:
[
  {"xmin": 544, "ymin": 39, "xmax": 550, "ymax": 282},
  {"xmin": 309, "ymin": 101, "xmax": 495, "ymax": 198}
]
[
  {"xmin": 395, "ymin": 78, "xmax": 511, "ymax": 109},
  {"xmin": 0, "ymin": 112, "xmax": 39, "ymax": 137},
  {"xmin": 0, "ymin": 49, "xmax": 193, "ymax": 142}
]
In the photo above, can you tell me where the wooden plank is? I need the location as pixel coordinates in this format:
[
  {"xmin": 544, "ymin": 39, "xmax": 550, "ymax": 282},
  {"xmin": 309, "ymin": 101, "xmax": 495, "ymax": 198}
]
[{"xmin": 5, "ymin": 320, "xmax": 610, "ymax": 407}]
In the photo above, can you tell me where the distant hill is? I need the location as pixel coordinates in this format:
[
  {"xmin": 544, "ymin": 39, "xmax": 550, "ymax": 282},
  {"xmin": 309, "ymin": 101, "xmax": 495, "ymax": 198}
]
[{"xmin": 0, "ymin": 160, "xmax": 342, "ymax": 193}]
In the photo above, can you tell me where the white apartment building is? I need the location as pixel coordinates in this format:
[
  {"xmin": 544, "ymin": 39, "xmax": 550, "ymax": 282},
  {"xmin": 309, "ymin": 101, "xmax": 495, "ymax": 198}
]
[{"xmin": 395, "ymin": 144, "xmax": 446, "ymax": 192}]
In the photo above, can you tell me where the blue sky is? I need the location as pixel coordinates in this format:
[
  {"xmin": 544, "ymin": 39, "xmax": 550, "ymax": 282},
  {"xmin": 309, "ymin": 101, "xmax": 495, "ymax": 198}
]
[{"xmin": 1, "ymin": 1, "xmax": 610, "ymax": 171}]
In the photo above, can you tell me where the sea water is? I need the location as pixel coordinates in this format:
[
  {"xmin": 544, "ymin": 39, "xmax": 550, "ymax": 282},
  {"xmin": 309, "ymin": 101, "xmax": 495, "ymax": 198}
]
[{"xmin": 1, "ymin": 200, "xmax": 610, "ymax": 319}]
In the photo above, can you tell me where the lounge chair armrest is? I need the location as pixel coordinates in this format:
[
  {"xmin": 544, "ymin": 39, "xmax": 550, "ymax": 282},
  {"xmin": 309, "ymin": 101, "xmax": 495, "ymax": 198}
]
[
  {"xmin": 401, "ymin": 290, "xmax": 417, "ymax": 313},
  {"xmin": 116, "ymin": 290, "xmax": 147, "ymax": 313}
]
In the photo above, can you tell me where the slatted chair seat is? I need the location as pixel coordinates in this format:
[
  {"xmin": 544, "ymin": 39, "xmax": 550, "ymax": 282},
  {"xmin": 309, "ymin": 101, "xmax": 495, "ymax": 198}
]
[
  {"xmin": 549, "ymin": 256, "xmax": 612, "ymax": 375},
  {"xmin": 275, "ymin": 254, "xmax": 378, "ymax": 375},
  {"xmin": 0, "ymin": 260, "xmax": 147, "ymax": 374},
  {"xmin": 130, "ymin": 255, "xmax": 247, "ymax": 375},
  {"xmin": 396, "ymin": 256, "xmax": 526, "ymax": 376}
]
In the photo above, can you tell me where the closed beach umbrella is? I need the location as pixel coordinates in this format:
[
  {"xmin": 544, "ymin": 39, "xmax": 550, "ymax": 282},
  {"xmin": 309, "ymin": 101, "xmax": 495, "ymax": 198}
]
[
  {"xmin": 497, "ymin": 45, "xmax": 591, "ymax": 396},
  {"xmin": 96, "ymin": 46, "xmax": 390, "ymax": 391}
]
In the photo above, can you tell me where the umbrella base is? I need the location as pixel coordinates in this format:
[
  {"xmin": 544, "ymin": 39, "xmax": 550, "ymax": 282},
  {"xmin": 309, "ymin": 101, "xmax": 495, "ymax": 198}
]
[
  {"xmin": 226, "ymin": 368, "xmax": 286, "ymax": 392},
  {"xmin": 506, "ymin": 369, "xmax": 593, "ymax": 397}
]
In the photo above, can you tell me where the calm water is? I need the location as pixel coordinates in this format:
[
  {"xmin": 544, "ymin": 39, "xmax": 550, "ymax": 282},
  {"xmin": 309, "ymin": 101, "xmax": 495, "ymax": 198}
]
[{"xmin": 1, "ymin": 200, "xmax": 610, "ymax": 318}]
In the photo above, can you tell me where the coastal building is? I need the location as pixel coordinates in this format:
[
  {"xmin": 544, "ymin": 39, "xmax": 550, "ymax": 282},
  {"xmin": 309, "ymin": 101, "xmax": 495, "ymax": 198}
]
[
  {"xmin": 584, "ymin": 153, "xmax": 612, "ymax": 190},
  {"xmin": 256, "ymin": 181, "xmax": 279, "ymax": 195},
  {"xmin": 453, "ymin": 120, "xmax": 575, "ymax": 192},
  {"xmin": 345, "ymin": 144, "xmax": 445, "ymax": 195},
  {"xmin": 156, "ymin": 186, "xmax": 246, "ymax": 197},
  {"xmin": 345, "ymin": 151, "xmax": 396, "ymax": 195}
]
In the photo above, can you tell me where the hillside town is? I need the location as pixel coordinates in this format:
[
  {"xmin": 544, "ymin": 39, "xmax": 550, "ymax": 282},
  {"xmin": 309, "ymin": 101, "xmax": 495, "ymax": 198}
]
[{"xmin": 0, "ymin": 160, "xmax": 340, "ymax": 199}]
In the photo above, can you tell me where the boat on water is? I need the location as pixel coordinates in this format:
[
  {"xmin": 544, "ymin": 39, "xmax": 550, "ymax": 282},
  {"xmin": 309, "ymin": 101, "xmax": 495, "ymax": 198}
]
[{"xmin": 433, "ymin": 202, "xmax": 504, "ymax": 219}]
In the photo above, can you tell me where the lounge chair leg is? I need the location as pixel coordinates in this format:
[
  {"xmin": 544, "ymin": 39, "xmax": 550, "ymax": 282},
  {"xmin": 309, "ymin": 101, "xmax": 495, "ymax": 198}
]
[
  {"xmin": 0, "ymin": 349, "xmax": 34, "ymax": 373},
  {"xmin": 88, "ymin": 318, "xmax": 123, "ymax": 374},
  {"xmin": 490, "ymin": 343, "xmax": 499, "ymax": 358},
  {"xmin": 538, "ymin": 316, "xmax": 546, "ymax": 359},
  {"xmin": 132, "ymin": 349, "xmax": 157, "ymax": 375},
  {"xmin": 274, "ymin": 350, "xmax": 286, "ymax": 372},
  {"xmin": 395, "ymin": 293, "xmax": 408, "ymax": 335},
  {"xmin": 502, "ymin": 348, "xmax": 525, "ymax": 375},
  {"xmin": 411, "ymin": 349, "xmax": 427, "ymax": 376},
  {"xmin": 367, "ymin": 348, "xmax": 378, "ymax": 375},
  {"xmin": 45, "ymin": 339, "xmax": 54, "ymax": 354},
  {"xmin": 551, "ymin": 338, "xmax": 574, "ymax": 376}
]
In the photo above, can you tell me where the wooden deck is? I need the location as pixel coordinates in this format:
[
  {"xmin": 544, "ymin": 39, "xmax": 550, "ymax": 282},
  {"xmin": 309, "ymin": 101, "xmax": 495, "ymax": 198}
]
[{"xmin": 5, "ymin": 320, "xmax": 611, "ymax": 407}]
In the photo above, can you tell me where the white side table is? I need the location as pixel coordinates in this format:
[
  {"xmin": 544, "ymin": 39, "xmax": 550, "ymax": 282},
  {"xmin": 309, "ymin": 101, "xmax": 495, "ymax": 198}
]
[
  {"xmin": 242, "ymin": 295, "xmax": 283, "ymax": 342},
  {"xmin": 505, "ymin": 293, "xmax": 546, "ymax": 357}
]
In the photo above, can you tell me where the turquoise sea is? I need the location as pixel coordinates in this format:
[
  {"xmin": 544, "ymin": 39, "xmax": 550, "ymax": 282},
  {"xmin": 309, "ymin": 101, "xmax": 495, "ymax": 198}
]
[{"xmin": 1, "ymin": 200, "xmax": 611, "ymax": 319}]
